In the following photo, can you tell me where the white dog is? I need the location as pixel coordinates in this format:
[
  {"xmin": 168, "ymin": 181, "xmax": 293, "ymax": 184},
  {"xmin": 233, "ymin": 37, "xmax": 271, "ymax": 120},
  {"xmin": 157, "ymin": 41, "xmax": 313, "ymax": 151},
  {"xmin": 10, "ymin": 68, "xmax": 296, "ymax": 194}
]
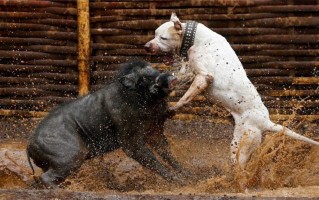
[{"xmin": 145, "ymin": 13, "xmax": 319, "ymax": 169}]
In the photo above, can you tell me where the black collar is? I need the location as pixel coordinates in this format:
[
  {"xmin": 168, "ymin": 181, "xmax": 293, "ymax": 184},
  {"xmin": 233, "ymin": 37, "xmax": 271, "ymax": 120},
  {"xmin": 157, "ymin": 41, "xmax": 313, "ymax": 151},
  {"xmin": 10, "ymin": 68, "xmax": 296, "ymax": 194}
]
[{"xmin": 179, "ymin": 21, "xmax": 198, "ymax": 59}]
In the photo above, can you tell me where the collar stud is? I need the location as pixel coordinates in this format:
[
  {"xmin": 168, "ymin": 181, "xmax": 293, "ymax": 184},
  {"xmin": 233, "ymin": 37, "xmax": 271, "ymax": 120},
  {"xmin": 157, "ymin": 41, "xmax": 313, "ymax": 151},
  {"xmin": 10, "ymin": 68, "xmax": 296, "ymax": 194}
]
[{"xmin": 180, "ymin": 21, "xmax": 198, "ymax": 58}]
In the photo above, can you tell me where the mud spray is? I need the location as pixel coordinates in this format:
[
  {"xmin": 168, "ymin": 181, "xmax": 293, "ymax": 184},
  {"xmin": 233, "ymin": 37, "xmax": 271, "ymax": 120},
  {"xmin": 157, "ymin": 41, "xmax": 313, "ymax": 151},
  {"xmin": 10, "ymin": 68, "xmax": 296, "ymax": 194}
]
[
  {"xmin": 1, "ymin": 92, "xmax": 319, "ymax": 196},
  {"xmin": 61, "ymin": 120, "xmax": 319, "ymax": 195}
]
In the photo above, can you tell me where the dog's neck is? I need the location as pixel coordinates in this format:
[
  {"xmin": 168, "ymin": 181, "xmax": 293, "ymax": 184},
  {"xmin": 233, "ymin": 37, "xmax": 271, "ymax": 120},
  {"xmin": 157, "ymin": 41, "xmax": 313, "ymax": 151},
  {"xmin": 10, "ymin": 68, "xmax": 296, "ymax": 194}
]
[{"xmin": 179, "ymin": 21, "xmax": 198, "ymax": 59}]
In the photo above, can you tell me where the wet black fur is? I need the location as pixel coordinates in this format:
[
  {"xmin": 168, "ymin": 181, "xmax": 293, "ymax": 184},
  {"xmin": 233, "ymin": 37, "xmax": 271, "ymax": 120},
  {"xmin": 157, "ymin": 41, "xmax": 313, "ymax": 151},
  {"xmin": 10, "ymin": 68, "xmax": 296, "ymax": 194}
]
[{"xmin": 26, "ymin": 61, "xmax": 184, "ymax": 187}]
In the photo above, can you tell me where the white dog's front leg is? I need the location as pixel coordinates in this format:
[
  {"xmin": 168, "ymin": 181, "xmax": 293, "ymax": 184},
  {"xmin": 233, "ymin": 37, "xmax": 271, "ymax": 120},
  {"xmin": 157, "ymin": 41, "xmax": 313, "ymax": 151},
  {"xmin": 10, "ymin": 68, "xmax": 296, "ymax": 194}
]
[{"xmin": 170, "ymin": 74, "xmax": 213, "ymax": 110}]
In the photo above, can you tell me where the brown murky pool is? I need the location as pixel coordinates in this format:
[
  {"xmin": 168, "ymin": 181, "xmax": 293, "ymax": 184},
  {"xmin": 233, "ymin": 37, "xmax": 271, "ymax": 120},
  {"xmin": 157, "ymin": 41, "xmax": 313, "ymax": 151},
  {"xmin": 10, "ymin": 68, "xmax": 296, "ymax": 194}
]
[{"xmin": 1, "ymin": 119, "xmax": 319, "ymax": 199}]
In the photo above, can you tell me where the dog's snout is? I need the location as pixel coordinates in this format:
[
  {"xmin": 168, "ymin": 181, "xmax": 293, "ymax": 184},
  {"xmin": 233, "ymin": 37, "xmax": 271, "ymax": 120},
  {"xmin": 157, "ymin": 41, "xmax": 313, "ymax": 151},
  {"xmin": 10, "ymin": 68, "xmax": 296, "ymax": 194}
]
[
  {"xmin": 144, "ymin": 42, "xmax": 151, "ymax": 52},
  {"xmin": 144, "ymin": 42, "xmax": 157, "ymax": 53}
]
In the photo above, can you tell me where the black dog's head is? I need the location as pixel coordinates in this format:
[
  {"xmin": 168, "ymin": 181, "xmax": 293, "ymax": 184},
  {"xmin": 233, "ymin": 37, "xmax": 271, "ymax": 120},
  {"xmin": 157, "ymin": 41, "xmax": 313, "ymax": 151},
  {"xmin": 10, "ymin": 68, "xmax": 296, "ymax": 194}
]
[
  {"xmin": 118, "ymin": 61, "xmax": 177, "ymax": 99},
  {"xmin": 153, "ymin": 73, "xmax": 177, "ymax": 96}
]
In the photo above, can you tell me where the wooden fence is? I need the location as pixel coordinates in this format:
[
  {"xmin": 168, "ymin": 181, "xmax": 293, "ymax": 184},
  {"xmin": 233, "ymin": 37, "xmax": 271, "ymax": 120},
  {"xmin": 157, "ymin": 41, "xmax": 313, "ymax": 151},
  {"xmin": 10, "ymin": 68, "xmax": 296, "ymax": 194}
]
[{"xmin": 0, "ymin": 0, "xmax": 318, "ymax": 122}]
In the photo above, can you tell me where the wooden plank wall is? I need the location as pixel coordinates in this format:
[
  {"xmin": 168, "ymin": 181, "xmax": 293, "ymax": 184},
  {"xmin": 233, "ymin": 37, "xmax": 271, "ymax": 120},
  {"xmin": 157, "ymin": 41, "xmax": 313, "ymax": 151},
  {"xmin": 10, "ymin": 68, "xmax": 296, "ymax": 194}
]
[
  {"xmin": 0, "ymin": 0, "xmax": 318, "ymax": 122},
  {"xmin": 0, "ymin": 0, "xmax": 78, "ymax": 117}
]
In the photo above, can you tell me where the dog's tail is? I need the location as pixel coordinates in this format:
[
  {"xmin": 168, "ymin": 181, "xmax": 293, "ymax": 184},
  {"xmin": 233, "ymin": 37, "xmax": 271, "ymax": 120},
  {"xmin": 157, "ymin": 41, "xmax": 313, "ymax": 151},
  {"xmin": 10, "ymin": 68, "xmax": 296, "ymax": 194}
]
[
  {"xmin": 266, "ymin": 122, "xmax": 319, "ymax": 146},
  {"xmin": 26, "ymin": 149, "xmax": 35, "ymax": 175}
]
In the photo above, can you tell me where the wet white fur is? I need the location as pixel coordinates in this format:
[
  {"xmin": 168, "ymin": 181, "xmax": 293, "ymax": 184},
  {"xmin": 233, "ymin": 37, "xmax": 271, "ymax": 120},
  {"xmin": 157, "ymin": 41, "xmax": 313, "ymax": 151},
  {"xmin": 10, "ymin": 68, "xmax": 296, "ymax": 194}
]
[{"xmin": 145, "ymin": 13, "xmax": 319, "ymax": 169}]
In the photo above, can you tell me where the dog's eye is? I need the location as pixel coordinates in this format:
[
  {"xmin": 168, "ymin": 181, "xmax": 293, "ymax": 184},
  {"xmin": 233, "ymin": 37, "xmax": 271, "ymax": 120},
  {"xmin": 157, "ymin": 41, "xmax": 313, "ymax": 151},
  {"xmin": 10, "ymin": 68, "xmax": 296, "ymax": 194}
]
[
  {"xmin": 160, "ymin": 36, "xmax": 168, "ymax": 41},
  {"xmin": 143, "ymin": 77, "xmax": 151, "ymax": 82}
]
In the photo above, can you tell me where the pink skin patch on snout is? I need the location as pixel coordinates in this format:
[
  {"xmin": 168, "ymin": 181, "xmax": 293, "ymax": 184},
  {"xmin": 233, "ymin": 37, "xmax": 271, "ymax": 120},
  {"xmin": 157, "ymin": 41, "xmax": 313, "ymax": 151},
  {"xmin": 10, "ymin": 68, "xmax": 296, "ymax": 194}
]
[{"xmin": 144, "ymin": 42, "xmax": 159, "ymax": 54}]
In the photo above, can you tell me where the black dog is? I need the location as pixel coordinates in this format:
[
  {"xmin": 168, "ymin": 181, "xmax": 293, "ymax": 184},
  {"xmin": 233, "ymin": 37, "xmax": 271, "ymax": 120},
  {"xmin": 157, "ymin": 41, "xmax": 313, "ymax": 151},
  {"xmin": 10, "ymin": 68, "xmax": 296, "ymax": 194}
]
[{"xmin": 27, "ymin": 61, "xmax": 184, "ymax": 187}]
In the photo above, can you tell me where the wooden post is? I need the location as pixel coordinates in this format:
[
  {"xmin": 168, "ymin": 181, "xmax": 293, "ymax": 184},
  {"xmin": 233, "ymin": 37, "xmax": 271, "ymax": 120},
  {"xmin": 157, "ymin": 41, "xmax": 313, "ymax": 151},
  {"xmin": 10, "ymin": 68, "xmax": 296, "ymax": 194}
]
[{"xmin": 77, "ymin": 0, "xmax": 91, "ymax": 96}]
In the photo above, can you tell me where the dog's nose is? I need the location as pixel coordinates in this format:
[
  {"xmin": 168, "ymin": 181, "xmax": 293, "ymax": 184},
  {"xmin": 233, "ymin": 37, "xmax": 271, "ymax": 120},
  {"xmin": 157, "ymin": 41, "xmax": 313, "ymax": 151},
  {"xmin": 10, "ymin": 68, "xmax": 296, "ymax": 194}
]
[{"xmin": 144, "ymin": 43, "xmax": 151, "ymax": 52}]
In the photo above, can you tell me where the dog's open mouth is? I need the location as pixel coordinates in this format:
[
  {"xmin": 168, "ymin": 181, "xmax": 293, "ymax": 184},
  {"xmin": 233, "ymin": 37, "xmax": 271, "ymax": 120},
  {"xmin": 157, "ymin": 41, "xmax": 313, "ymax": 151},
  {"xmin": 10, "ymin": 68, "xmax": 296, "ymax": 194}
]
[
  {"xmin": 163, "ymin": 54, "xmax": 175, "ymax": 66},
  {"xmin": 168, "ymin": 76, "xmax": 178, "ymax": 89},
  {"xmin": 145, "ymin": 48, "xmax": 174, "ymax": 66}
]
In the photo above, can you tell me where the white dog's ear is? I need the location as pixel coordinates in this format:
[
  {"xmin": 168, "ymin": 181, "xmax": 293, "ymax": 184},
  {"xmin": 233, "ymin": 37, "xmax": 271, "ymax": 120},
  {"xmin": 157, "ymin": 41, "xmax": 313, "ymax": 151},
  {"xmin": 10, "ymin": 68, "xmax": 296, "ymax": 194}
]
[{"xmin": 170, "ymin": 12, "xmax": 182, "ymax": 31}]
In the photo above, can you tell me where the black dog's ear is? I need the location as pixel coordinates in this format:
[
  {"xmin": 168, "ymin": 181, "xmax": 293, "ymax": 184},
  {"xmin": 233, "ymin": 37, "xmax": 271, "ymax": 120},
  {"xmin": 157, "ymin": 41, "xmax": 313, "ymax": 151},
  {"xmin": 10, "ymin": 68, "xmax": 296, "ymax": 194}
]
[{"xmin": 119, "ymin": 73, "xmax": 138, "ymax": 90}]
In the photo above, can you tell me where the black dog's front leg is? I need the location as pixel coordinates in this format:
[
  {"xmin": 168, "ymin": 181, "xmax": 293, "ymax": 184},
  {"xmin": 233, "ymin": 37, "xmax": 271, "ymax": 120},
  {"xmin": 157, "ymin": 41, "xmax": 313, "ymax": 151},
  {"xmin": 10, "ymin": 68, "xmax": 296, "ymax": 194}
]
[
  {"xmin": 148, "ymin": 128, "xmax": 193, "ymax": 181},
  {"xmin": 146, "ymin": 115, "xmax": 184, "ymax": 172},
  {"xmin": 147, "ymin": 128, "xmax": 182, "ymax": 172},
  {"xmin": 121, "ymin": 138, "xmax": 179, "ymax": 183}
]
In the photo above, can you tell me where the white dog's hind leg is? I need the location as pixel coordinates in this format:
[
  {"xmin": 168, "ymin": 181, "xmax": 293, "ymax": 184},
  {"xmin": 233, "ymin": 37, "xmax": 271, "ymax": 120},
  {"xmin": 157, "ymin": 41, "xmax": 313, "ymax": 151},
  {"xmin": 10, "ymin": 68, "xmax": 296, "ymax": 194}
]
[
  {"xmin": 237, "ymin": 128, "xmax": 262, "ymax": 170},
  {"xmin": 170, "ymin": 73, "xmax": 213, "ymax": 110},
  {"xmin": 265, "ymin": 122, "xmax": 319, "ymax": 146},
  {"xmin": 231, "ymin": 109, "xmax": 265, "ymax": 168},
  {"xmin": 231, "ymin": 125, "xmax": 245, "ymax": 165}
]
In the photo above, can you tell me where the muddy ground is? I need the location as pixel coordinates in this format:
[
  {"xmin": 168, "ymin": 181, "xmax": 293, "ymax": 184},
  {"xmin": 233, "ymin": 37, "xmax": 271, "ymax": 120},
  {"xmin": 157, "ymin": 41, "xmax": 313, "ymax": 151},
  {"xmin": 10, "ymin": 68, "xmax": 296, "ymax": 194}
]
[{"xmin": 0, "ymin": 117, "xmax": 319, "ymax": 199}]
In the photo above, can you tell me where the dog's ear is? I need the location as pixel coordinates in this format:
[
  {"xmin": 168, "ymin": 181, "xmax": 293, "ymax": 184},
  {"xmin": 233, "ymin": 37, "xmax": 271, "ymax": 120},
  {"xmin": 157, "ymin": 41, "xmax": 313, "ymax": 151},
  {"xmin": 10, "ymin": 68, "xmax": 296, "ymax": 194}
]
[
  {"xmin": 119, "ymin": 73, "xmax": 138, "ymax": 90},
  {"xmin": 170, "ymin": 12, "xmax": 182, "ymax": 31}
]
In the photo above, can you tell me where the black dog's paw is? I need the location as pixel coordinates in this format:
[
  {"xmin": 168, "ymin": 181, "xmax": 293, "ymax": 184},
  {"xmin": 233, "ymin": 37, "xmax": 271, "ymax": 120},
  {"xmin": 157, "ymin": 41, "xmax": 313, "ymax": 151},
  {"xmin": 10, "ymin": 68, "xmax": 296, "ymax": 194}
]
[
  {"xmin": 173, "ymin": 173, "xmax": 193, "ymax": 186},
  {"xmin": 163, "ymin": 171, "xmax": 191, "ymax": 186},
  {"xmin": 26, "ymin": 176, "xmax": 48, "ymax": 189},
  {"xmin": 28, "ymin": 176, "xmax": 62, "ymax": 189}
]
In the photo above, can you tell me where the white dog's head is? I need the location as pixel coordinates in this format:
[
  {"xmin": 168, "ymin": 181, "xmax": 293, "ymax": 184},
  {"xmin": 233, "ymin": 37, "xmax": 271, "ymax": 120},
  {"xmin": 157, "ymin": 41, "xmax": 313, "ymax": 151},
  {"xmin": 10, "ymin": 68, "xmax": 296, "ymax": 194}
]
[{"xmin": 144, "ymin": 13, "xmax": 183, "ymax": 54}]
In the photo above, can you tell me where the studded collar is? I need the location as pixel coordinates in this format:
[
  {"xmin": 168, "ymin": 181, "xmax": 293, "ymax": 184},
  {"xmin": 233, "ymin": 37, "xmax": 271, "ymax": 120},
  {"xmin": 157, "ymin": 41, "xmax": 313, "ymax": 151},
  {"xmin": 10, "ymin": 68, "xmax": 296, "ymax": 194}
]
[{"xmin": 179, "ymin": 21, "xmax": 198, "ymax": 59}]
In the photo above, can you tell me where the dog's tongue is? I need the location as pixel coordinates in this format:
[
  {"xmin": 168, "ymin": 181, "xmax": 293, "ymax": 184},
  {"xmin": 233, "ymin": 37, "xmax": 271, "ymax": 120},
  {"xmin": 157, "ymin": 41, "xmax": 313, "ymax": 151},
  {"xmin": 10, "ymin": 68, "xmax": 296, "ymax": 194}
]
[
  {"xmin": 168, "ymin": 76, "xmax": 178, "ymax": 89},
  {"xmin": 163, "ymin": 55, "xmax": 174, "ymax": 66}
]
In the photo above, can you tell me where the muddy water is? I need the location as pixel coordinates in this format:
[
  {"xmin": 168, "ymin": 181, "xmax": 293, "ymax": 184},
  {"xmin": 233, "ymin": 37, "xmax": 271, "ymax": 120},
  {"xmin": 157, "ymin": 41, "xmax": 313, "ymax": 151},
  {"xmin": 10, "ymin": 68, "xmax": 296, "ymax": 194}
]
[
  {"xmin": 64, "ymin": 120, "xmax": 319, "ymax": 196},
  {"xmin": 65, "ymin": 125, "xmax": 319, "ymax": 194},
  {"xmin": 1, "ymin": 120, "xmax": 319, "ymax": 198}
]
